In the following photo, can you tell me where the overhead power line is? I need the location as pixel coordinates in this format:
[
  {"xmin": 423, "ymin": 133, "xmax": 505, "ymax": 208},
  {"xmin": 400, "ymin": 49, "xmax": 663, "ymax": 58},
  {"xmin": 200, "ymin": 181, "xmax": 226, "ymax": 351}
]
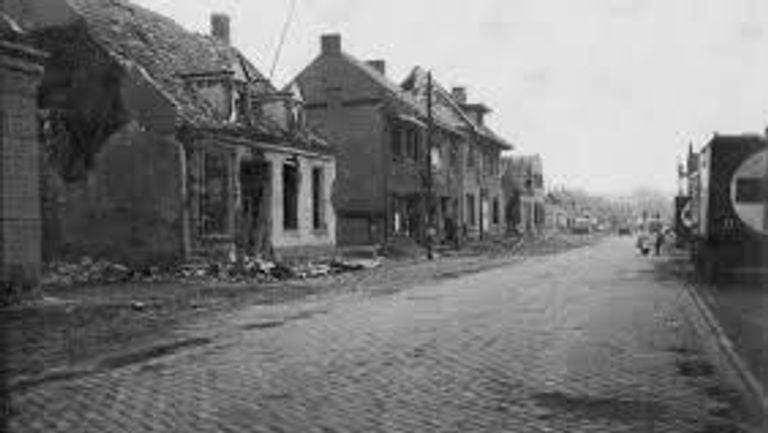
[{"xmin": 269, "ymin": 0, "xmax": 299, "ymax": 81}]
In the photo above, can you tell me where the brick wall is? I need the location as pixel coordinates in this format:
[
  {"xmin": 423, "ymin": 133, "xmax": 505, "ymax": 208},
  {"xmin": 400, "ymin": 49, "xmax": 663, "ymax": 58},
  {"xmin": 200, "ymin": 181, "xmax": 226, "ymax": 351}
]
[
  {"xmin": 50, "ymin": 125, "xmax": 186, "ymax": 266},
  {"xmin": 0, "ymin": 39, "xmax": 45, "ymax": 286},
  {"xmin": 298, "ymin": 53, "xmax": 390, "ymax": 245}
]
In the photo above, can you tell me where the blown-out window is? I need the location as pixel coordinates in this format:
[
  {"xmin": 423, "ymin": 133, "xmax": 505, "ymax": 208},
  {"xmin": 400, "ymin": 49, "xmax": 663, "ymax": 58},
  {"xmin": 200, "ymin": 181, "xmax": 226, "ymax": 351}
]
[
  {"xmin": 312, "ymin": 166, "xmax": 325, "ymax": 230},
  {"xmin": 405, "ymin": 128, "xmax": 420, "ymax": 161},
  {"xmin": 467, "ymin": 147, "xmax": 476, "ymax": 168},
  {"xmin": 201, "ymin": 151, "xmax": 229, "ymax": 235},
  {"xmin": 390, "ymin": 126, "xmax": 403, "ymax": 159},
  {"xmin": 467, "ymin": 194, "xmax": 476, "ymax": 226},
  {"xmin": 283, "ymin": 162, "xmax": 299, "ymax": 230}
]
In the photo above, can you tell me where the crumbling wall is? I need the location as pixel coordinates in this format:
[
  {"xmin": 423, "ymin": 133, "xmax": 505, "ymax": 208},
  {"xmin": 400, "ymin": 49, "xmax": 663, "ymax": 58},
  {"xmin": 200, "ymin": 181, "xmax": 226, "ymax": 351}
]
[
  {"xmin": 1, "ymin": 37, "xmax": 46, "ymax": 289},
  {"xmin": 237, "ymin": 156, "xmax": 273, "ymax": 258},
  {"xmin": 184, "ymin": 139, "xmax": 238, "ymax": 260},
  {"xmin": 34, "ymin": 24, "xmax": 130, "ymax": 183},
  {"xmin": 53, "ymin": 124, "xmax": 186, "ymax": 265},
  {"xmin": 33, "ymin": 23, "xmax": 187, "ymax": 265}
]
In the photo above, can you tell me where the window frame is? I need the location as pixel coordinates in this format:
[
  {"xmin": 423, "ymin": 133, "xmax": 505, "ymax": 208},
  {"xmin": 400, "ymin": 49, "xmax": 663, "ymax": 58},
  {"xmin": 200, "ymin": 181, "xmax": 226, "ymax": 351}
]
[
  {"xmin": 311, "ymin": 166, "xmax": 326, "ymax": 230},
  {"xmin": 282, "ymin": 161, "xmax": 300, "ymax": 231},
  {"xmin": 199, "ymin": 150, "xmax": 231, "ymax": 236}
]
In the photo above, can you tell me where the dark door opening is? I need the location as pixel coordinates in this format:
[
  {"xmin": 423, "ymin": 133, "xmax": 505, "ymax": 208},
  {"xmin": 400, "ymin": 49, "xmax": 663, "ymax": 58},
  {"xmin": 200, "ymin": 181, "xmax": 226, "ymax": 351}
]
[{"xmin": 239, "ymin": 159, "xmax": 271, "ymax": 255}]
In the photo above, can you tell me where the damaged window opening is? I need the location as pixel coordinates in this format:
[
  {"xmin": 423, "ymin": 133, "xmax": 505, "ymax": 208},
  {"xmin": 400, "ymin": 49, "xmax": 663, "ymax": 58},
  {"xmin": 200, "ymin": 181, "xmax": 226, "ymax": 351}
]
[
  {"xmin": 405, "ymin": 128, "xmax": 420, "ymax": 161},
  {"xmin": 431, "ymin": 146, "xmax": 442, "ymax": 170},
  {"xmin": 312, "ymin": 166, "xmax": 325, "ymax": 230},
  {"xmin": 283, "ymin": 161, "xmax": 299, "ymax": 230},
  {"xmin": 390, "ymin": 125, "xmax": 403, "ymax": 159},
  {"xmin": 201, "ymin": 151, "xmax": 230, "ymax": 235},
  {"xmin": 467, "ymin": 194, "xmax": 476, "ymax": 226},
  {"xmin": 233, "ymin": 86, "xmax": 248, "ymax": 123}
]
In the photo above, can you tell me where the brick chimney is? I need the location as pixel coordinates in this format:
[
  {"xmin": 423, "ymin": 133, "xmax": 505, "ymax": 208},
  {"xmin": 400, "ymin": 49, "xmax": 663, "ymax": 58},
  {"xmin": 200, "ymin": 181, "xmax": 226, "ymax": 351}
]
[
  {"xmin": 321, "ymin": 34, "xmax": 341, "ymax": 55},
  {"xmin": 365, "ymin": 59, "xmax": 386, "ymax": 75},
  {"xmin": 451, "ymin": 87, "xmax": 467, "ymax": 104},
  {"xmin": 211, "ymin": 13, "xmax": 230, "ymax": 45}
]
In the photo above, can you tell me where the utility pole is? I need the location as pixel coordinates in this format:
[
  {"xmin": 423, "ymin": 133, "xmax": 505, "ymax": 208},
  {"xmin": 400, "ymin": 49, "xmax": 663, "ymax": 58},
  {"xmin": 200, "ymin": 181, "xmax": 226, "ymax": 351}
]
[{"xmin": 426, "ymin": 71, "xmax": 435, "ymax": 260}]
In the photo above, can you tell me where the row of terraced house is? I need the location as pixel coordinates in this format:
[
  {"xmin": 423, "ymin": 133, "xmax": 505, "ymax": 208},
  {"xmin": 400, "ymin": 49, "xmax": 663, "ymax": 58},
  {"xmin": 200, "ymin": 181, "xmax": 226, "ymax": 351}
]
[
  {"xmin": 2, "ymin": 0, "xmax": 522, "ymax": 287},
  {"xmin": 291, "ymin": 33, "xmax": 514, "ymax": 246}
]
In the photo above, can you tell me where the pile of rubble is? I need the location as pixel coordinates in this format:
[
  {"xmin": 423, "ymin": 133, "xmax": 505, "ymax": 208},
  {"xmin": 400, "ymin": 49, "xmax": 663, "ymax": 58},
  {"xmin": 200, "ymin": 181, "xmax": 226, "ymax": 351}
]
[
  {"xmin": 42, "ymin": 254, "xmax": 383, "ymax": 288},
  {"xmin": 43, "ymin": 257, "xmax": 134, "ymax": 286}
]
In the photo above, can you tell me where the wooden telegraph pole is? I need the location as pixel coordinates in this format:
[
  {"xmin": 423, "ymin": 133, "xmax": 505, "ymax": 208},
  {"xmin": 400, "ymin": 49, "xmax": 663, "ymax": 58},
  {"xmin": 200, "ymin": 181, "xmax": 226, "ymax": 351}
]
[{"xmin": 426, "ymin": 71, "xmax": 435, "ymax": 260}]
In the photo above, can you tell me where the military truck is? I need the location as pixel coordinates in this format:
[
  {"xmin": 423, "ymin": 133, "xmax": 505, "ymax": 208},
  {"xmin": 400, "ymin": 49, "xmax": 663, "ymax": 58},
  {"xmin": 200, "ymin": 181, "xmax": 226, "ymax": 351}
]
[{"xmin": 689, "ymin": 133, "xmax": 767, "ymax": 282}]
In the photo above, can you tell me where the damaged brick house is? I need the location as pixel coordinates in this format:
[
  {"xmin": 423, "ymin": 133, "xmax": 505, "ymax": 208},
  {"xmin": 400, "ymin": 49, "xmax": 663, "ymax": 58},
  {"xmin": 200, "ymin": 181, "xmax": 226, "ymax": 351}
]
[
  {"xmin": 290, "ymin": 35, "xmax": 512, "ymax": 246},
  {"xmin": 19, "ymin": 0, "xmax": 336, "ymax": 265},
  {"xmin": 289, "ymin": 34, "xmax": 432, "ymax": 245},
  {"xmin": 398, "ymin": 67, "xmax": 466, "ymax": 245},
  {"xmin": 401, "ymin": 67, "xmax": 512, "ymax": 240},
  {"xmin": 450, "ymin": 88, "xmax": 512, "ymax": 238},
  {"xmin": 502, "ymin": 154, "xmax": 546, "ymax": 234}
]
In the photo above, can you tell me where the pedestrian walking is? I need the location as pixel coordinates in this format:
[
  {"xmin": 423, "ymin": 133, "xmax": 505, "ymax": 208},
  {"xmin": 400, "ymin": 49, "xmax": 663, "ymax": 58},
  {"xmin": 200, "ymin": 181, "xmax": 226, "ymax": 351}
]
[
  {"xmin": 636, "ymin": 231, "xmax": 651, "ymax": 256},
  {"xmin": 444, "ymin": 217, "xmax": 458, "ymax": 249},
  {"xmin": 654, "ymin": 229, "xmax": 665, "ymax": 256}
]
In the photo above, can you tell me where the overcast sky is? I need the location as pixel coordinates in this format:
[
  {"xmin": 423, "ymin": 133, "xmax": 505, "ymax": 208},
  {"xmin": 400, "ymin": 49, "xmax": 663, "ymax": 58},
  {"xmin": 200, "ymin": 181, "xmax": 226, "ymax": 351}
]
[{"xmin": 133, "ymin": 0, "xmax": 768, "ymax": 195}]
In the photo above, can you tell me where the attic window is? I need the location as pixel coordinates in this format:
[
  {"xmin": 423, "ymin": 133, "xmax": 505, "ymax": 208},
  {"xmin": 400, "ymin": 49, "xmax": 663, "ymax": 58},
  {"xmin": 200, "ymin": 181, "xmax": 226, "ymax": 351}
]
[
  {"xmin": 286, "ymin": 99, "xmax": 304, "ymax": 130},
  {"xmin": 232, "ymin": 85, "xmax": 248, "ymax": 123}
]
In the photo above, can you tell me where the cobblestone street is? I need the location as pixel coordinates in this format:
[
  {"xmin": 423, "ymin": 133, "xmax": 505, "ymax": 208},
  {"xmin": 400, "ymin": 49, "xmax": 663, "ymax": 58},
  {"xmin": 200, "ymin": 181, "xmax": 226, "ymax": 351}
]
[{"xmin": 5, "ymin": 237, "xmax": 757, "ymax": 432}]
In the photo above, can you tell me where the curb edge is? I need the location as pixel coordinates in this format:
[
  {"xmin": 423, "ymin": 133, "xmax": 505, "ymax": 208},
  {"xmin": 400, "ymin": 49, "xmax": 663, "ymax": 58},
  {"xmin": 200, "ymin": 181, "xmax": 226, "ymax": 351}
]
[{"xmin": 682, "ymin": 280, "xmax": 768, "ymax": 423}]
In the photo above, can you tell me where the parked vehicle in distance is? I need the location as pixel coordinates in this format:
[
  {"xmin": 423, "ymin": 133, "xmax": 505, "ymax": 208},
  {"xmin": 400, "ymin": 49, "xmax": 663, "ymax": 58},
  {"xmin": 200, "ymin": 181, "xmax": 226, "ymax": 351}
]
[
  {"xmin": 572, "ymin": 217, "xmax": 592, "ymax": 234},
  {"xmin": 618, "ymin": 225, "xmax": 632, "ymax": 236}
]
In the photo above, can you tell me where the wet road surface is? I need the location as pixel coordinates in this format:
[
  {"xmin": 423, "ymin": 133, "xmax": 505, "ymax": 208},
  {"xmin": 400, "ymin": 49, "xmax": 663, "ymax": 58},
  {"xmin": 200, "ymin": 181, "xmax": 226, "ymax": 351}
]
[{"xmin": 6, "ymin": 237, "xmax": 755, "ymax": 432}]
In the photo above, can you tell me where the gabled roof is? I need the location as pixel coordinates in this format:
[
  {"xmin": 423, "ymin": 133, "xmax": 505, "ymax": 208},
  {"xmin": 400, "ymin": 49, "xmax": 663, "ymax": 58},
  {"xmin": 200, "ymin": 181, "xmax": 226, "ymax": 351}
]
[
  {"xmin": 476, "ymin": 124, "xmax": 513, "ymax": 150},
  {"xmin": 48, "ymin": 0, "xmax": 331, "ymax": 154},
  {"xmin": 290, "ymin": 38, "xmax": 472, "ymax": 137},
  {"xmin": 401, "ymin": 66, "xmax": 513, "ymax": 149},
  {"xmin": 401, "ymin": 66, "xmax": 472, "ymax": 135},
  {"xmin": 503, "ymin": 154, "xmax": 542, "ymax": 174},
  {"xmin": 338, "ymin": 52, "xmax": 429, "ymax": 120},
  {"xmin": 289, "ymin": 40, "xmax": 437, "ymax": 122},
  {"xmin": 56, "ymin": 0, "xmax": 267, "ymax": 128}
]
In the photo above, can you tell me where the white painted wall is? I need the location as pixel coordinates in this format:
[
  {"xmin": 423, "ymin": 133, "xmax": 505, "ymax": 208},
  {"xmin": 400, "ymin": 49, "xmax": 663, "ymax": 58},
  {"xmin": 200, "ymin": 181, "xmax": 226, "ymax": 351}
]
[{"xmin": 266, "ymin": 151, "xmax": 336, "ymax": 250}]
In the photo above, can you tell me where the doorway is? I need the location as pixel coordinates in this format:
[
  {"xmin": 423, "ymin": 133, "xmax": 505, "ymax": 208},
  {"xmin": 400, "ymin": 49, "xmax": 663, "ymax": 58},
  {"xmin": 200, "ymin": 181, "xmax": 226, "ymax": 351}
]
[{"xmin": 239, "ymin": 159, "xmax": 271, "ymax": 255}]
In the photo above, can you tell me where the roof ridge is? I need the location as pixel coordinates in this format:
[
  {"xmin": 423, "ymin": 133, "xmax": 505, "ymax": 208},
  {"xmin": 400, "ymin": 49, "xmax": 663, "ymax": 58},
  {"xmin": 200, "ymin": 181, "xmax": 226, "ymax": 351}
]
[
  {"xmin": 340, "ymin": 52, "xmax": 424, "ymax": 116},
  {"xmin": 400, "ymin": 66, "xmax": 470, "ymax": 133}
]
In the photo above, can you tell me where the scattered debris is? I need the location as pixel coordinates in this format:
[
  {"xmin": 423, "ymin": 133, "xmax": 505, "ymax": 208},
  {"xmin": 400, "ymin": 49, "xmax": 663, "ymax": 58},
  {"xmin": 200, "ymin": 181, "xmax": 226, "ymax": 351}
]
[
  {"xmin": 130, "ymin": 301, "xmax": 147, "ymax": 311},
  {"xmin": 41, "ymin": 252, "xmax": 381, "ymax": 288},
  {"xmin": 330, "ymin": 257, "xmax": 382, "ymax": 271}
]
